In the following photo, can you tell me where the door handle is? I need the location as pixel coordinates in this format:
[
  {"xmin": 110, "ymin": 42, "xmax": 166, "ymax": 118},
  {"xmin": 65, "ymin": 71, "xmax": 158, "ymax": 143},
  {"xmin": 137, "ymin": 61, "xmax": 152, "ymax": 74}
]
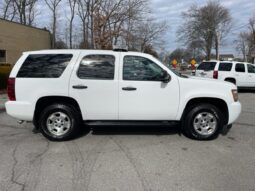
[
  {"xmin": 122, "ymin": 87, "xmax": 137, "ymax": 91},
  {"xmin": 72, "ymin": 85, "xmax": 88, "ymax": 89}
]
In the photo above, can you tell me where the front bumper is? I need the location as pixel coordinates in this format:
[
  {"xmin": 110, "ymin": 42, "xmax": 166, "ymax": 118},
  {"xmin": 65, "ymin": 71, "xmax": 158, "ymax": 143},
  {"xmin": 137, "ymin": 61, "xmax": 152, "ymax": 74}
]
[{"xmin": 228, "ymin": 101, "xmax": 242, "ymax": 125}]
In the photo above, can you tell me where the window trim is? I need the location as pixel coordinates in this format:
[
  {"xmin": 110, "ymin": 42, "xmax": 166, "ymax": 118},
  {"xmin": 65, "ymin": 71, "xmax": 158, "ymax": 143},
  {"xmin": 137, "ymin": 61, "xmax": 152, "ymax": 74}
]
[
  {"xmin": 122, "ymin": 55, "xmax": 166, "ymax": 82},
  {"xmin": 76, "ymin": 54, "xmax": 116, "ymax": 80}
]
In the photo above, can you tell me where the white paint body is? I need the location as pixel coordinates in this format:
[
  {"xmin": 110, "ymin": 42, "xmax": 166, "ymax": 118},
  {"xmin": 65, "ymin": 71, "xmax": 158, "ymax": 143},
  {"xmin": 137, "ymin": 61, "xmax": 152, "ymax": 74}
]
[{"xmin": 6, "ymin": 50, "xmax": 241, "ymax": 125}]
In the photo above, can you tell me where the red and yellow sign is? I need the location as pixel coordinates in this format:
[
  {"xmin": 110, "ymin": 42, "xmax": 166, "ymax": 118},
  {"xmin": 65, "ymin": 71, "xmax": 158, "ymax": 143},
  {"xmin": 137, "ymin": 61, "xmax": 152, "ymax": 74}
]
[
  {"xmin": 171, "ymin": 59, "xmax": 178, "ymax": 68},
  {"xmin": 190, "ymin": 58, "xmax": 196, "ymax": 66}
]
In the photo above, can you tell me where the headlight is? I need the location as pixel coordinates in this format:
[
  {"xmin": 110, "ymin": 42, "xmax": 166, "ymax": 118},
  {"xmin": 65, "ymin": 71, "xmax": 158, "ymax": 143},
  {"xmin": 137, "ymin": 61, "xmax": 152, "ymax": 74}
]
[{"xmin": 232, "ymin": 89, "xmax": 238, "ymax": 102}]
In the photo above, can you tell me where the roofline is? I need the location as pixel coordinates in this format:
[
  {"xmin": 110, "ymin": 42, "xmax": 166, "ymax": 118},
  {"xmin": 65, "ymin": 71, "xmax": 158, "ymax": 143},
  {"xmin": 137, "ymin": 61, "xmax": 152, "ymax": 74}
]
[{"xmin": 0, "ymin": 18, "xmax": 50, "ymax": 33}]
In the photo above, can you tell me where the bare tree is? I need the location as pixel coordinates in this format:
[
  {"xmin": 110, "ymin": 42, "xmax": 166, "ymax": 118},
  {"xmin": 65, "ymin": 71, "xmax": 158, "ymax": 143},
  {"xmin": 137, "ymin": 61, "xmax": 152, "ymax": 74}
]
[
  {"xmin": 249, "ymin": 15, "xmax": 255, "ymax": 44},
  {"xmin": 91, "ymin": 0, "xmax": 148, "ymax": 49},
  {"xmin": 178, "ymin": 1, "xmax": 231, "ymax": 60},
  {"xmin": 235, "ymin": 32, "xmax": 252, "ymax": 62},
  {"xmin": 12, "ymin": 0, "xmax": 38, "ymax": 25},
  {"xmin": 67, "ymin": 0, "xmax": 77, "ymax": 49},
  {"xmin": 44, "ymin": 0, "xmax": 62, "ymax": 48},
  {"xmin": 77, "ymin": 0, "xmax": 90, "ymax": 48},
  {"xmin": 1, "ymin": 0, "xmax": 17, "ymax": 21},
  {"xmin": 135, "ymin": 19, "xmax": 167, "ymax": 52}
]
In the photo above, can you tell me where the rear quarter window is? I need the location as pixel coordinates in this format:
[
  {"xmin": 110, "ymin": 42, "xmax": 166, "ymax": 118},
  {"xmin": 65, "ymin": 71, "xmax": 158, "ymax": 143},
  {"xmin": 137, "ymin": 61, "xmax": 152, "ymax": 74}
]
[
  {"xmin": 218, "ymin": 62, "xmax": 232, "ymax": 71},
  {"xmin": 17, "ymin": 54, "xmax": 73, "ymax": 78},
  {"xmin": 197, "ymin": 62, "xmax": 216, "ymax": 71}
]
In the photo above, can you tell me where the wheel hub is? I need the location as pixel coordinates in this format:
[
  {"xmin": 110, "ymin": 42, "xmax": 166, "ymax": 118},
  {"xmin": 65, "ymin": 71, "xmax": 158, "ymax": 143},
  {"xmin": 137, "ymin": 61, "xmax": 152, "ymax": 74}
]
[
  {"xmin": 193, "ymin": 112, "xmax": 217, "ymax": 136},
  {"xmin": 46, "ymin": 112, "xmax": 71, "ymax": 136}
]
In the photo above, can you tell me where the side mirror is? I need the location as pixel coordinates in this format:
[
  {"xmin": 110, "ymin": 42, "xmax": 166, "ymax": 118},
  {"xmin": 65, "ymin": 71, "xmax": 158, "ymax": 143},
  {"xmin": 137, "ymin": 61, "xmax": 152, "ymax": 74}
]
[{"xmin": 161, "ymin": 70, "xmax": 171, "ymax": 83}]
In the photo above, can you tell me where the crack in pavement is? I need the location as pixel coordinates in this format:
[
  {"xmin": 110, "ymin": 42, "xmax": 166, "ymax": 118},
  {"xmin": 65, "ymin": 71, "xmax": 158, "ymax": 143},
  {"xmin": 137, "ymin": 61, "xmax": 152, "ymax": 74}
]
[
  {"xmin": 0, "ymin": 132, "xmax": 25, "ymax": 138},
  {"xmin": 0, "ymin": 123, "xmax": 27, "ymax": 129},
  {"xmin": 66, "ymin": 138, "xmax": 108, "ymax": 191},
  {"xmin": 109, "ymin": 136, "xmax": 147, "ymax": 191},
  {"xmin": 10, "ymin": 145, "xmax": 25, "ymax": 191},
  {"xmin": 9, "ymin": 139, "xmax": 50, "ymax": 191},
  {"xmin": 234, "ymin": 122, "xmax": 255, "ymax": 127},
  {"xmin": 24, "ymin": 140, "xmax": 50, "ymax": 191}
]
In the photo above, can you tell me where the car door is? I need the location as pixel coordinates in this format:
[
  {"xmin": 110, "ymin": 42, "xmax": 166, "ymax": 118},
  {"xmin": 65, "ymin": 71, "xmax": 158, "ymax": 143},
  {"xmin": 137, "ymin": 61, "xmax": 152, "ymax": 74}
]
[
  {"xmin": 118, "ymin": 54, "xmax": 180, "ymax": 120},
  {"xmin": 234, "ymin": 63, "xmax": 247, "ymax": 87},
  {"xmin": 247, "ymin": 64, "xmax": 255, "ymax": 87},
  {"xmin": 69, "ymin": 51, "xmax": 119, "ymax": 120}
]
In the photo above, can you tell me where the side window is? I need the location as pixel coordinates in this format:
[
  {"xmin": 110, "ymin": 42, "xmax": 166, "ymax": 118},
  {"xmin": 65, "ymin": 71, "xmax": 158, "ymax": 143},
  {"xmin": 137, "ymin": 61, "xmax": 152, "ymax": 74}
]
[
  {"xmin": 123, "ymin": 56, "xmax": 164, "ymax": 81},
  {"xmin": 218, "ymin": 62, "xmax": 232, "ymax": 71},
  {"xmin": 197, "ymin": 62, "xmax": 216, "ymax": 71},
  {"xmin": 17, "ymin": 54, "xmax": 73, "ymax": 78},
  {"xmin": 235, "ymin": 63, "xmax": 245, "ymax": 73},
  {"xmin": 248, "ymin": 64, "xmax": 255, "ymax": 73},
  {"xmin": 77, "ymin": 54, "xmax": 115, "ymax": 80}
]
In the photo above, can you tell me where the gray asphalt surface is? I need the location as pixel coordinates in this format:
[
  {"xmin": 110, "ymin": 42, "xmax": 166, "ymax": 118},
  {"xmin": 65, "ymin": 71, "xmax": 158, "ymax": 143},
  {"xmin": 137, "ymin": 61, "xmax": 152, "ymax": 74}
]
[{"xmin": 0, "ymin": 91, "xmax": 255, "ymax": 191}]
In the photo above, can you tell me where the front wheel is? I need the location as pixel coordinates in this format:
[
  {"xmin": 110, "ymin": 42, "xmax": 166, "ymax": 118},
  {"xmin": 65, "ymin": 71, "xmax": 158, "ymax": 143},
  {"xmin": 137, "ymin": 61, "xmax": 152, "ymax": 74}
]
[
  {"xmin": 183, "ymin": 104, "xmax": 224, "ymax": 140},
  {"xmin": 38, "ymin": 104, "xmax": 82, "ymax": 141}
]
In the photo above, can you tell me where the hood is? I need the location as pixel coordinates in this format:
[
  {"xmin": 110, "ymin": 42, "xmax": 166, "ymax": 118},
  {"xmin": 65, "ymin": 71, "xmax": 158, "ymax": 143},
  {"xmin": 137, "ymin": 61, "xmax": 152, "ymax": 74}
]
[{"xmin": 184, "ymin": 75, "xmax": 237, "ymax": 89}]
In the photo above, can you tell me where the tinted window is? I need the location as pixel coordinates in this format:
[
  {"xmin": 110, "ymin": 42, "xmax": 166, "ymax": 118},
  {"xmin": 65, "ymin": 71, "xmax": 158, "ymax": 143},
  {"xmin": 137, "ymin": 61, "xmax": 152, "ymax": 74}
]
[
  {"xmin": 17, "ymin": 54, "xmax": 73, "ymax": 78},
  {"xmin": 123, "ymin": 56, "xmax": 164, "ymax": 81},
  {"xmin": 235, "ymin": 63, "xmax": 245, "ymax": 73},
  {"xmin": 248, "ymin": 64, "xmax": 255, "ymax": 73},
  {"xmin": 77, "ymin": 55, "xmax": 115, "ymax": 80},
  {"xmin": 197, "ymin": 62, "xmax": 216, "ymax": 71},
  {"xmin": 218, "ymin": 62, "xmax": 232, "ymax": 71}
]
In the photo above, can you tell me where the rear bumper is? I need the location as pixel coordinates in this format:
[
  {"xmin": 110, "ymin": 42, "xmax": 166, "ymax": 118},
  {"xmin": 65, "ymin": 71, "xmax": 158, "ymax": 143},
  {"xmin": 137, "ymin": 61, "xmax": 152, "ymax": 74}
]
[
  {"xmin": 228, "ymin": 101, "xmax": 242, "ymax": 124},
  {"xmin": 5, "ymin": 101, "xmax": 34, "ymax": 121}
]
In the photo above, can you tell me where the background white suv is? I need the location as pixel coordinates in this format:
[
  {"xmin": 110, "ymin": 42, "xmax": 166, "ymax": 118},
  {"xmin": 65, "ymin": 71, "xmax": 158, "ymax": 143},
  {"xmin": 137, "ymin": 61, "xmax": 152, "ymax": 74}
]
[
  {"xmin": 196, "ymin": 61, "xmax": 255, "ymax": 88},
  {"xmin": 5, "ymin": 50, "xmax": 241, "ymax": 141}
]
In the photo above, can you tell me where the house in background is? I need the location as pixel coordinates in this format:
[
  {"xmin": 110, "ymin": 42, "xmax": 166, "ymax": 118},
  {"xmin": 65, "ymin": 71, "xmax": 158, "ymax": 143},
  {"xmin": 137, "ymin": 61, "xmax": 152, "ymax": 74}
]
[
  {"xmin": 0, "ymin": 19, "xmax": 51, "ymax": 65},
  {"xmin": 219, "ymin": 54, "xmax": 234, "ymax": 61}
]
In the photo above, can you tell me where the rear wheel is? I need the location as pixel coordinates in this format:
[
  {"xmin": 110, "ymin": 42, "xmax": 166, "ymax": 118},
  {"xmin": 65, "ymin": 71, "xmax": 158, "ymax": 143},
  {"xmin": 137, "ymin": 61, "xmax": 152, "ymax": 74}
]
[
  {"xmin": 38, "ymin": 103, "xmax": 82, "ymax": 141},
  {"xmin": 183, "ymin": 104, "xmax": 224, "ymax": 140}
]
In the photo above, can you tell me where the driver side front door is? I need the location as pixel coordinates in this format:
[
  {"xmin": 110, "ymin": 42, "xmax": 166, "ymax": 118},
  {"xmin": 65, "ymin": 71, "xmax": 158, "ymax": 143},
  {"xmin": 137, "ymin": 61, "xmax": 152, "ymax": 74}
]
[{"xmin": 118, "ymin": 55, "xmax": 180, "ymax": 120}]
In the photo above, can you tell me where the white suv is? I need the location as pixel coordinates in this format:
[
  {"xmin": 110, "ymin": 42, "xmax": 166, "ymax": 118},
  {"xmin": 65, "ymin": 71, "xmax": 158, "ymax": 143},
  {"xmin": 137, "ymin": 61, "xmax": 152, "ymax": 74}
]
[
  {"xmin": 5, "ymin": 50, "xmax": 241, "ymax": 141},
  {"xmin": 196, "ymin": 60, "xmax": 255, "ymax": 88}
]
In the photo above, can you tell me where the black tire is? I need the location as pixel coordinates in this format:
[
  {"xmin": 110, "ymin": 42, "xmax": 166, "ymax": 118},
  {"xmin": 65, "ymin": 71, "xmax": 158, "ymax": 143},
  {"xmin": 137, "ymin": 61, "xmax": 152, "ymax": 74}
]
[
  {"xmin": 183, "ymin": 104, "xmax": 224, "ymax": 140},
  {"xmin": 38, "ymin": 103, "xmax": 82, "ymax": 141},
  {"xmin": 225, "ymin": 78, "xmax": 236, "ymax": 85}
]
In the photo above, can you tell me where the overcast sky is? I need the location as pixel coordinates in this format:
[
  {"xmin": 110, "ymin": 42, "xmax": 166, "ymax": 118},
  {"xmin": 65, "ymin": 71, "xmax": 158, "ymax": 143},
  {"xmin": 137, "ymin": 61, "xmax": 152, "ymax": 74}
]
[
  {"xmin": 149, "ymin": 0, "xmax": 255, "ymax": 56},
  {"xmin": 35, "ymin": 0, "xmax": 255, "ymax": 56}
]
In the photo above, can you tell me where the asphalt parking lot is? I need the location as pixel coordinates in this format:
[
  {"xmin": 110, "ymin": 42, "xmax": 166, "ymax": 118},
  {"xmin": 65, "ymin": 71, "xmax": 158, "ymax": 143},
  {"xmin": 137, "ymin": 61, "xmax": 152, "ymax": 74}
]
[{"xmin": 0, "ymin": 91, "xmax": 255, "ymax": 191}]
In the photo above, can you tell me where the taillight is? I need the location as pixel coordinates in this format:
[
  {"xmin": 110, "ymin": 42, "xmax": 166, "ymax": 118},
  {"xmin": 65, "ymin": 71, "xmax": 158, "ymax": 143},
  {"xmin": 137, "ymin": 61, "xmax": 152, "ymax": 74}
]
[
  {"xmin": 213, "ymin": 70, "xmax": 218, "ymax": 79},
  {"xmin": 7, "ymin": 78, "xmax": 16, "ymax": 101}
]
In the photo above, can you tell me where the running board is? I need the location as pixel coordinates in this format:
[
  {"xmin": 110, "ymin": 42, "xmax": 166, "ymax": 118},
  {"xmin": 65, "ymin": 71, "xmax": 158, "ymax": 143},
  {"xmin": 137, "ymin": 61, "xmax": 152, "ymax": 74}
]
[{"xmin": 84, "ymin": 120, "xmax": 179, "ymax": 126}]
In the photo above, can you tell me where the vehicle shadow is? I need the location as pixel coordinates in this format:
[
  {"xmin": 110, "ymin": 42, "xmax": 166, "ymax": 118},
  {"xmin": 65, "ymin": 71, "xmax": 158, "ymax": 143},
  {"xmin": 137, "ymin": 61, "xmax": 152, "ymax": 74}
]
[
  {"xmin": 90, "ymin": 125, "xmax": 180, "ymax": 136},
  {"xmin": 238, "ymin": 89, "xmax": 255, "ymax": 93}
]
